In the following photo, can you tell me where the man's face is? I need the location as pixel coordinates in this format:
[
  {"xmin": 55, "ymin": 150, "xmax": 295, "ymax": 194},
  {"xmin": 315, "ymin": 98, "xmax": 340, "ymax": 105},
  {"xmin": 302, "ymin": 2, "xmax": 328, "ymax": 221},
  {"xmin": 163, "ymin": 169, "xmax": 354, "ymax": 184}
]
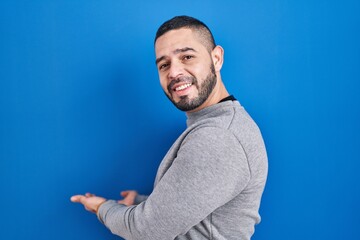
[{"xmin": 155, "ymin": 28, "xmax": 217, "ymax": 112}]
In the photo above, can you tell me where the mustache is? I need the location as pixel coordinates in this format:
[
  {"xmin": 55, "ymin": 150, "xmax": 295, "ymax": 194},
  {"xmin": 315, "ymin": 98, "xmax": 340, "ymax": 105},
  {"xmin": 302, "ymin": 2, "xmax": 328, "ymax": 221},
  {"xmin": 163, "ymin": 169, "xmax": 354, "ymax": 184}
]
[{"xmin": 168, "ymin": 76, "xmax": 195, "ymax": 92}]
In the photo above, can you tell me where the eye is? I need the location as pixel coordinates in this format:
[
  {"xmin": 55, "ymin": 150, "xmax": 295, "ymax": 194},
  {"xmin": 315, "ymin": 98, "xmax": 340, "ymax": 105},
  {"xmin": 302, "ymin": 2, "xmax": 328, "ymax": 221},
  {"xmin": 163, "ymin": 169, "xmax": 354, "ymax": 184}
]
[
  {"xmin": 159, "ymin": 63, "xmax": 169, "ymax": 71},
  {"xmin": 183, "ymin": 55, "xmax": 194, "ymax": 61}
]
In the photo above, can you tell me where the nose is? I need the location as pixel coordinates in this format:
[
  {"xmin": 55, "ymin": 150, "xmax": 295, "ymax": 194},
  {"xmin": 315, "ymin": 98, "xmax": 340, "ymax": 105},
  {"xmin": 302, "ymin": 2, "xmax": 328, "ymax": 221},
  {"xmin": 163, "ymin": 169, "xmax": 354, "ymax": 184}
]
[{"xmin": 168, "ymin": 61, "xmax": 184, "ymax": 80}]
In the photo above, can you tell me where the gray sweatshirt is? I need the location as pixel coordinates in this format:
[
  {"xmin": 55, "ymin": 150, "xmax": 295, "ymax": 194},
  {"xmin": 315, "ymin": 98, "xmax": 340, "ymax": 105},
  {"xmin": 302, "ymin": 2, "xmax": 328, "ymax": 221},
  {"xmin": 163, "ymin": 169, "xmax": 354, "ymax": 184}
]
[{"xmin": 98, "ymin": 100, "xmax": 268, "ymax": 240}]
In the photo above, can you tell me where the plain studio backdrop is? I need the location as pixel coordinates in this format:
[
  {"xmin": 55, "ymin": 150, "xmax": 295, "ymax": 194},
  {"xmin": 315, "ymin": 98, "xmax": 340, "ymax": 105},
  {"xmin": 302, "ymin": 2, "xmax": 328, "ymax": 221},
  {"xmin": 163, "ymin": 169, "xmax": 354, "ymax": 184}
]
[{"xmin": 1, "ymin": 1, "xmax": 359, "ymax": 239}]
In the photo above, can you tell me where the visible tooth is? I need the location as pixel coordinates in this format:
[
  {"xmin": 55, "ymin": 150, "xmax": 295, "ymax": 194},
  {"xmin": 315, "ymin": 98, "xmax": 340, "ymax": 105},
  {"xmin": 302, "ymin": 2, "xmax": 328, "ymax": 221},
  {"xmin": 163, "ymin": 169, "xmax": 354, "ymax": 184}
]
[{"xmin": 176, "ymin": 83, "xmax": 192, "ymax": 91}]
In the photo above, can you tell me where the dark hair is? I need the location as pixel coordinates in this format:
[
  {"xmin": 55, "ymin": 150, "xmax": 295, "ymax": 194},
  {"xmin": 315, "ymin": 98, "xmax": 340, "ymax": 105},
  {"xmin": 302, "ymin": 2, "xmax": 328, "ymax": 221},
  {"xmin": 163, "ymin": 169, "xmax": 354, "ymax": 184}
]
[{"xmin": 154, "ymin": 16, "xmax": 216, "ymax": 52}]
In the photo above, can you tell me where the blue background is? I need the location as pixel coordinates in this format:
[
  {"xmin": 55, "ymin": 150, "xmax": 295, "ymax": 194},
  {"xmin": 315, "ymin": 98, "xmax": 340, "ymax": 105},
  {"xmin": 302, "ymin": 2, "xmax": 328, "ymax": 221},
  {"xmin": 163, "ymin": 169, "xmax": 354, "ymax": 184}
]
[{"xmin": 1, "ymin": 1, "xmax": 359, "ymax": 239}]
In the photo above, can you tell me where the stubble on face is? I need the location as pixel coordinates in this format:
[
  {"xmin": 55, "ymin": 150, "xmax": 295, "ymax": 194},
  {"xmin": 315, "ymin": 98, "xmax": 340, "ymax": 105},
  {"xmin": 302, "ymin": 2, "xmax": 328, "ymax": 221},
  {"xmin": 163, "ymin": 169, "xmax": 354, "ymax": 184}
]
[{"xmin": 164, "ymin": 63, "xmax": 217, "ymax": 112}]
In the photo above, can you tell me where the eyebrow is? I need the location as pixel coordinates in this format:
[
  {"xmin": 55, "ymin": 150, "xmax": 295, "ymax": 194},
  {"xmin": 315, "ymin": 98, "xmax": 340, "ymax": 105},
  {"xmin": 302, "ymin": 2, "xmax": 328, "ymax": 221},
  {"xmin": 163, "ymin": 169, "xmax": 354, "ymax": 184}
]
[{"xmin": 155, "ymin": 47, "xmax": 197, "ymax": 65}]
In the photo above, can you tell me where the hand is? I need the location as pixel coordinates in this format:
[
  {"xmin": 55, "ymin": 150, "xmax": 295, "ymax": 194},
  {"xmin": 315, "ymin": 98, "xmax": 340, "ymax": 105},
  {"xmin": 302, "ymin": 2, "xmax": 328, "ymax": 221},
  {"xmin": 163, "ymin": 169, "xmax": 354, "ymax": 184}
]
[
  {"xmin": 118, "ymin": 190, "xmax": 137, "ymax": 206},
  {"xmin": 70, "ymin": 193, "xmax": 107, "ymax": 214}
]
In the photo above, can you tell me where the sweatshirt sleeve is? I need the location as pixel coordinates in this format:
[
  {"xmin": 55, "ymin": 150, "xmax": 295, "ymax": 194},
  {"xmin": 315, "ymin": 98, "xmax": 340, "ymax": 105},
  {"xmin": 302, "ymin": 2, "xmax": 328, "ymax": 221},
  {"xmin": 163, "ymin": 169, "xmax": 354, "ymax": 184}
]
[
  {"xmin": 134, "ymin": 194, "xmax": 148, "ymax": 205},
  {"xmin": 97, "ymin": 127, "xmax": 251, "ymax": 240}
]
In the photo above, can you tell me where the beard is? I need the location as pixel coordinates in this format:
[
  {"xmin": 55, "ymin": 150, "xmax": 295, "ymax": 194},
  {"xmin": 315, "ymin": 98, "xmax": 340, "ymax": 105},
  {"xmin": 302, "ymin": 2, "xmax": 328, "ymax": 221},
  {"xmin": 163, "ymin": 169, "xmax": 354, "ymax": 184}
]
[{"xmin": 165, "ymin": 64, "xmax": 217, "ymax": 112}]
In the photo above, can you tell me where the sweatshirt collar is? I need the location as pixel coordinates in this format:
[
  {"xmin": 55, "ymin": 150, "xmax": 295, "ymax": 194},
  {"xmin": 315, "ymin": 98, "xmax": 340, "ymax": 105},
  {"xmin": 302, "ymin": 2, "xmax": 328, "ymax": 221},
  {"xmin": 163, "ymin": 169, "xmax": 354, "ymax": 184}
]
[{"xmin": 186, "ymin": 99, "xmax": 240, "ymax": 127}]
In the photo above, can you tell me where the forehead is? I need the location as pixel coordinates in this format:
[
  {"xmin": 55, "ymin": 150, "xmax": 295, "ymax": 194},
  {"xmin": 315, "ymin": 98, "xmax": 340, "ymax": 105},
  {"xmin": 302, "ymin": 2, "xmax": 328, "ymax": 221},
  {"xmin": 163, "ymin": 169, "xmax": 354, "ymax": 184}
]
[{"xmin": 155, "ymin": 28, "xmax": 206, "ymax": 58}]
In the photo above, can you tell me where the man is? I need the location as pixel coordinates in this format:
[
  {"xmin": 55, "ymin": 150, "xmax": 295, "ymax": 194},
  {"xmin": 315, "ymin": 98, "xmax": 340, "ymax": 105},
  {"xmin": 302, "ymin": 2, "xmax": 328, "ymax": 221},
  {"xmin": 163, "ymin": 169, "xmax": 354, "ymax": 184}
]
[{"xmin": 71, "ymin": 16, "xmax": 268, "ymax": 240}]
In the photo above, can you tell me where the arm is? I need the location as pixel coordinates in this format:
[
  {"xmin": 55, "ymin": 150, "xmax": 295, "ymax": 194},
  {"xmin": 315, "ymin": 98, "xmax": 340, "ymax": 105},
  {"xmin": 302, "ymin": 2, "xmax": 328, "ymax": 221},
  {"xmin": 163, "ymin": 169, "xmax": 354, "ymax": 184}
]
[{"xmin": 96, "ymin": 127, "xmax": 251, "ymax": 239}]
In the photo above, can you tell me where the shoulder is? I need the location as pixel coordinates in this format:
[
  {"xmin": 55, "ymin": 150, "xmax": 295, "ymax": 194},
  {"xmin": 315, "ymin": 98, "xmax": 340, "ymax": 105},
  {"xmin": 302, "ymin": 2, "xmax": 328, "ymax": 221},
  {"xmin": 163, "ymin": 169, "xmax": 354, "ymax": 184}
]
[
  {"xmin": 175, "ymin": 126, "xmax": 250, "ymax": 180},
  {"xmin": 185, "ymin": 126, "xmax": 238, "ymax": 145},
  {"xmin": 180, "ymin": 126, "xmax": 245, "ymax": 161}
]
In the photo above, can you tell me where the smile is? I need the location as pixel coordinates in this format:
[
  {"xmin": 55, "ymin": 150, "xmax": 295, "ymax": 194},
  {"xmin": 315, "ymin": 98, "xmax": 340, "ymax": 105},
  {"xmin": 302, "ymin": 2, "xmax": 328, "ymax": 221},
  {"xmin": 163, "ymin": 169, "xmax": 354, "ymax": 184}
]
[{"xmin": 175, "ymin": 83, "xmax": 192, "ymax": 91}]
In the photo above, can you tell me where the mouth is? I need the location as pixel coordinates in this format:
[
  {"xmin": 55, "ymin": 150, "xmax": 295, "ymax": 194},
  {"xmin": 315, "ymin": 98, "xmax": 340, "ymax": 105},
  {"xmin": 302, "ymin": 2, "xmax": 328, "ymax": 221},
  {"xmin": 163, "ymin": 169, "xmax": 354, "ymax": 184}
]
[
  {"xmin": 174, "ymin": 83, "xmax": 193, "ymax": 92},
  {"xmin": 167, "ymin": 76, "xmax": 196, "ymax": 98}
]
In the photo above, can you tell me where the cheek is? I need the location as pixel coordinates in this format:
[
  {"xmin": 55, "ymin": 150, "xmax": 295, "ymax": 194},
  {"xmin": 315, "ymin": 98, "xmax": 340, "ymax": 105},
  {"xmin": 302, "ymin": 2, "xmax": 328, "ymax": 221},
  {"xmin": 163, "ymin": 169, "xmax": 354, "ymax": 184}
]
[
  {"xmin": 191, "ymin": 67, "xmax": 207, "ymax": 81},
  {"xmin": 191, "ymin": 59, "xmax": 212, "ymax": 76},
  {"xmin": 159, "ymin": 76, "xmax": 168, "ymax": 92}
]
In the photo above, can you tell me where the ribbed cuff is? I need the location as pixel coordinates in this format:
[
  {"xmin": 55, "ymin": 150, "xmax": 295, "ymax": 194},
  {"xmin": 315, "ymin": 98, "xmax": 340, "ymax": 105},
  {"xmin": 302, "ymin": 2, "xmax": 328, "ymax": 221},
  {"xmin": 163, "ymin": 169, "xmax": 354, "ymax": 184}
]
[{"xmin": 96, "ymin": 200, "xmax": 118, "ymax": 224}]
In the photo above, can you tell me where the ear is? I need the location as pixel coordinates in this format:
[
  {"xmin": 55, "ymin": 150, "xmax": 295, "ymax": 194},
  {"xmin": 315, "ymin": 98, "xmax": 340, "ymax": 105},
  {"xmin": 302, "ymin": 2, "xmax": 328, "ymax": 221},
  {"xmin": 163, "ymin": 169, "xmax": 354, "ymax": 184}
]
[{"xmin": 211, "ymin": 45, "xmax": 224, "ymax": 72}]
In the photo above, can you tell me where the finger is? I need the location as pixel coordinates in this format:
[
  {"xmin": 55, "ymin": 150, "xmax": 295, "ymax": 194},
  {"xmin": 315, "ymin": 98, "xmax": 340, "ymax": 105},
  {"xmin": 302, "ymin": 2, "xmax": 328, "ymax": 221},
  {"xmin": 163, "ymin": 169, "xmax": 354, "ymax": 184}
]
[
  {"xmin": 85, "ymin": 193, "xmax": 95, "ymax": 197},
  {"xmin": 70, "ymin": 195, "xmax": 84, "ymax": 202},
  {"xmin": 120, "ymin": 191, "xmax": 128, "ymax": 197}
]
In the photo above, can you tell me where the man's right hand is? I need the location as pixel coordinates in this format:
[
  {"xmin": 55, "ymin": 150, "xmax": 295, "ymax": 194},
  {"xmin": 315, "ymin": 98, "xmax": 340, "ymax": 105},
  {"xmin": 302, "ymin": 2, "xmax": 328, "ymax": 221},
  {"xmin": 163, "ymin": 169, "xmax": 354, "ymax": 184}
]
[{"xmin": 118, "ymin": 190, "xmax": 138, "ymax": 206}]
